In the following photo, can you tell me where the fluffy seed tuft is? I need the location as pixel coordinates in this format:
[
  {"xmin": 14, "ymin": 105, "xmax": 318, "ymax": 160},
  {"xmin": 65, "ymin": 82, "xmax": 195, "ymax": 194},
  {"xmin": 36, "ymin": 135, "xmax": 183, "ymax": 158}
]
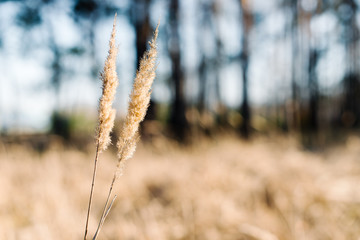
[
  {"xmin": 96, "ymin": 15, "xmax": 119, "ymax": 152},
  {"xmin": 116, "ymin": 24, "xmax": 159, "ymax": 174}
]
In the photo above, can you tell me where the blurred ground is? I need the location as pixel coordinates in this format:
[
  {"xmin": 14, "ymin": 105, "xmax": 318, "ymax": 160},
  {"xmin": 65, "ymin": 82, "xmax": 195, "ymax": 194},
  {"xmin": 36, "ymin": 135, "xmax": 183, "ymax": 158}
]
[{"xmin": 0, "ymin": 135, "xmax": 360, "ymax": 240}]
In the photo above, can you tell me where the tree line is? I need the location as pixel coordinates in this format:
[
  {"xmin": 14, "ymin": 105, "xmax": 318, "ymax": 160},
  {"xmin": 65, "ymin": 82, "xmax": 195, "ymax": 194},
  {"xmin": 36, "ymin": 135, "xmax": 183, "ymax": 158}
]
[{"xmin": 1, "ymin": 0, "xmax": 359, "ymax": 147}]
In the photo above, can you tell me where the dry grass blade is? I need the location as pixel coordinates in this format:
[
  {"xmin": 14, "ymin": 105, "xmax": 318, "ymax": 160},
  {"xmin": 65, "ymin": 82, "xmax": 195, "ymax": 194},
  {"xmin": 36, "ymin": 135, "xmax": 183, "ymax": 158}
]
[
  {"xmin": 92, "ymin": 195, "xmax": 117, "ymax": 240},
  {"xmin": 84, "ymin": 14, "xmax": 119, "ymax": 240},
  {"xmin": 92, "ymin": 23, "xmax": 159, "ymax": 240}
]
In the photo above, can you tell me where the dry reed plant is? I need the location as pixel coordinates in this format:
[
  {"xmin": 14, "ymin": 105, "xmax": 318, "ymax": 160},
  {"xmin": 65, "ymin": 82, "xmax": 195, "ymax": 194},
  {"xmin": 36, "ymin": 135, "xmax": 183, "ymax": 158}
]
[
  {"xmin": 84, "ymin": 15, "xmax": 158, "ymax": 240},
  {"xmin": 83, "ymin": 14, "xmax": 119, "ymax": 240}
]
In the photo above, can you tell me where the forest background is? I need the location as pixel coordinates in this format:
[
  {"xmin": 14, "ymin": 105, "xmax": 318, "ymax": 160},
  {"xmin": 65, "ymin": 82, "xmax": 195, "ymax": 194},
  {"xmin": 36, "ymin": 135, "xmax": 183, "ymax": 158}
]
[{"xmin": 1, "ymin": 0, "xmax": 358, "ymax": 149}]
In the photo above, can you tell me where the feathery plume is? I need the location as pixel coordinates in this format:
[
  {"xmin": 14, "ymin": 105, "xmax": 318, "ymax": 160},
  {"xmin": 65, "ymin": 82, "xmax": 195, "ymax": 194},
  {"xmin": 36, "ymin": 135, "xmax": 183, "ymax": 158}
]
[
  {"xmin": 84, "ymin": 14, "xmax": 119, "ymax": 240},
  {"xmin": 96, "ymin": 14, "xmax": 119, "ymax": 152},
  {"xmin": 116, "ymin": 24, "xmax": 158, "ymax": 172},
  {"xmin": 92, "ymin": 24, "xmax": 159, "ymax": 239}
]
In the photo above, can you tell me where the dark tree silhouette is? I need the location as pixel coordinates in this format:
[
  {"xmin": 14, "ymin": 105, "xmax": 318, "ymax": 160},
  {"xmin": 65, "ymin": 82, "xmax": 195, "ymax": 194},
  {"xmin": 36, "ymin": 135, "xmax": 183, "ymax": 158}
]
[
  {"xmin": 307, "ymin": 49, "xmax": 320, "ymax": 132},
  {"xmin": 238, "ymin": 0, "xmax": 253, "ymax": 138},
  {"xmin": 168, "ymin": 0, "xmax": 189, "ymax": 141},
  {"xmin": 336, "ymin": 0, "xmax": 360, "ymax": 127},
  {"xmin": 289, "ymin": 0, "xmax": 301, "ymax": 131},
  {"xmin": 211, "ymin": 0, "xmax": 227, "ymax": 126}
]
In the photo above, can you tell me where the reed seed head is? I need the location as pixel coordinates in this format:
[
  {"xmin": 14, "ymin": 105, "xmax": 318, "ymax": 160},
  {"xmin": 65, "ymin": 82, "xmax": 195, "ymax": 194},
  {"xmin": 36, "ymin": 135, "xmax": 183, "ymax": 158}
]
[
  {"xmin": 116, "ymin": 24, "xmax": 159, "ymax": 173},
  {"xmin": 97, "ymin": 14, "xmax": 119, "ymax": 152}
]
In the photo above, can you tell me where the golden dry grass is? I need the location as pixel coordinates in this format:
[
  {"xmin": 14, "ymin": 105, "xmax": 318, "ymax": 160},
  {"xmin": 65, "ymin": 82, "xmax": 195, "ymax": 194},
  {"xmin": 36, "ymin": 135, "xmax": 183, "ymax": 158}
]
[
  {"xmin": 1, "ymin": 135, "xmax": 360, "ymax": 240},
  {"xmin": 86, "ymin": 22, "xmax": 158, "ymax": 239},
  {"xmin": 96, "ymin": 14, "xmax": 118, "ymax": 153}
]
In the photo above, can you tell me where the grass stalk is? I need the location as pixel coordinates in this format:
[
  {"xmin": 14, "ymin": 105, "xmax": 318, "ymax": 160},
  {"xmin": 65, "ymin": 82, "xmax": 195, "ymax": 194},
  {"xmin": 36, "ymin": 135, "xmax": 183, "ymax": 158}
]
[
  {"xmin": 91, "ymin": 24, "xmax": 158, "ymax": 239},
  {"xmin": 83, "ymin": 14, "xmax": 119, "ymax": 240},
  {"xmin": 92, "ymin": 175, "xmax": 117, "ymax": 240},
  {"xmin": 84, "ymin": 144, "xmax": 100, "ymax": 240}
]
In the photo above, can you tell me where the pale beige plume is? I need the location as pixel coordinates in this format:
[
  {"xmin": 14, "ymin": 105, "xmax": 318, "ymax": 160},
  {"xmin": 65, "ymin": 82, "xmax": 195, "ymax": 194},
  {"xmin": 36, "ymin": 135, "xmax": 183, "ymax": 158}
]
[
  {"xmin": 96, "ymin": 14, "xmax": 119, "ymax": 152},
  {"xmin": 92, "ymin": 24, "xmax": 159, "ymax": 239},
  {"xmin": 84, "ymin": 14, "xmax": 119, "ymax": 240},
  {"xmin": 115, "ymin": 24, "xmax": 159, "ymax": 176}
]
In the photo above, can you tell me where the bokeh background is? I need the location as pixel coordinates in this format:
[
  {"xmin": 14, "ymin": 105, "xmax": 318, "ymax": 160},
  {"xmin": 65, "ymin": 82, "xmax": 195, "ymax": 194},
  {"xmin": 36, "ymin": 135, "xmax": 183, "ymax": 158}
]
[
  {"xmin": 1, "ymin": 0, "xmax": 360, "ymax": 146},
  {"xmin": 1, "ymin": 0, "xmax": 360, "ymax": 239}
]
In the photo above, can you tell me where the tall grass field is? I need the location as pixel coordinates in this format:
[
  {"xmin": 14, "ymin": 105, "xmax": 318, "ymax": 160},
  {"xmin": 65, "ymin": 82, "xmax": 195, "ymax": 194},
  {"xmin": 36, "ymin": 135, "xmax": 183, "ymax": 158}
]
[{"xmin": 0, "ymin": 135, "xmax": 360, "ymax": 239}]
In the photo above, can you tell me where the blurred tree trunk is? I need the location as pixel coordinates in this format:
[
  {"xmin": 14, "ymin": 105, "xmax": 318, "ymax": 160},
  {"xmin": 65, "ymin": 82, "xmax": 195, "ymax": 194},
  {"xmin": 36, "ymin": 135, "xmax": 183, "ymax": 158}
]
[
  {"xmin": 212, "ymin": 1, "xmax": 228, "ymax": 126},
  {"xmin": 303, "ymin": 6, "xmax": 320, "ymax": 135},
  {"xmin": 197, "ymin": 1, "xmax": 210, "ymax": 115},
  {"xmin": 197, "ymin": 1, "xmax": 216, "ymax": 132},
  {"xmin": 338, "ymin": 0, "xmax": 360, "ymax": 128},
  {"xmin": 297, "ymin": 2, "xmax": 320, "ymax": 149},
  {"xmin": 133, "ymin": 0, "xmax": 151, "ymax": 68},
  {"xmin": 238, "ymin": 0, "xmax": 252, "ymax": 138},
  {"xmin": 290, "ymin": 0, "xmax": 300, "ymax": 131},
  {"xmin": 308, "ymin": 49, "xmax": 319, "ymax": 132},
  {"xmin": 198, "ymin": 56, "xmax": 207, "ymax": 113},
  {"xmin": 168, "ymin": 0, "xmax": 188, "ymax": 141}
]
